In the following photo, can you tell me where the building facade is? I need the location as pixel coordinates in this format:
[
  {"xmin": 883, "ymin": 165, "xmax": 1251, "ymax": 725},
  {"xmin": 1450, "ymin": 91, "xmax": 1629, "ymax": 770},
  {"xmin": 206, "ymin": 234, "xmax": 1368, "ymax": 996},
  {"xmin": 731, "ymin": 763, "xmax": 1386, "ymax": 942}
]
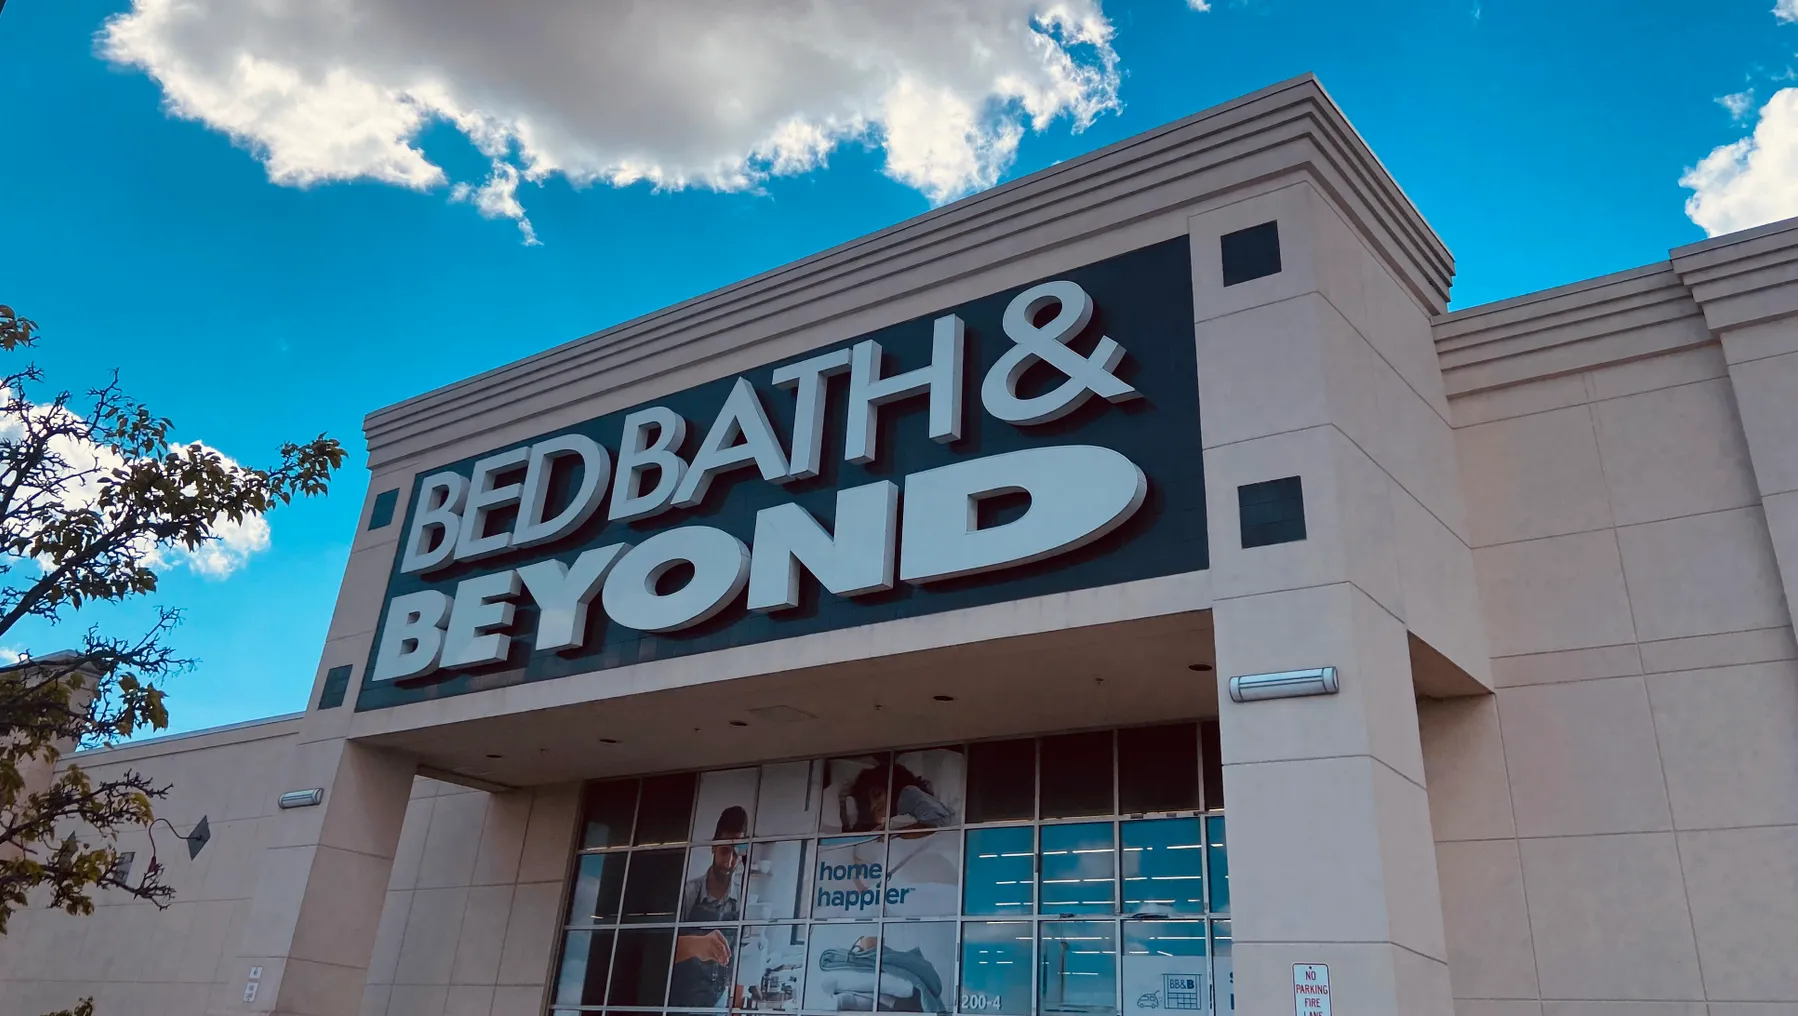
[{"xmin": 4, "ymin": 75, "xmax": 1798, "ymax": 1016}]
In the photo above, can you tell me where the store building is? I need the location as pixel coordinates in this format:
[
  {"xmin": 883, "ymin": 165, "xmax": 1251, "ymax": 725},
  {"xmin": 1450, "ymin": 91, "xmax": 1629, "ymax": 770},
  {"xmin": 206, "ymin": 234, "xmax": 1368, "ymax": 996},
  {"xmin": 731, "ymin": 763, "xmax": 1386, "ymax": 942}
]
[{"xmin": 4, "ymin": 74, "xmax": 1798, "ymax": 1016}]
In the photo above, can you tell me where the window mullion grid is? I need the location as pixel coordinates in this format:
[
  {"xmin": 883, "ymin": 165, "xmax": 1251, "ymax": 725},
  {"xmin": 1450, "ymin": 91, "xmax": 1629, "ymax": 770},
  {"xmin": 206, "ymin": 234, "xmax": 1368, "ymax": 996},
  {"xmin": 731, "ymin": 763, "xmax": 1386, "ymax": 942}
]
[{"xmin": 554, "ymin": 724, "xmax": 1225, "ymax": 1016}]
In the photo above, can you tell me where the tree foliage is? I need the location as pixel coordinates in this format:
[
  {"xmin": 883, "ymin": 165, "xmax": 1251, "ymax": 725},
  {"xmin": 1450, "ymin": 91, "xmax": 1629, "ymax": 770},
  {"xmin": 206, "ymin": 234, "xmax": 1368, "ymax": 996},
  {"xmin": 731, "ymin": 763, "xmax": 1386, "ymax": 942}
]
[{"xmin": 0, "ymin": 303, "xmax": 344, "ymax": 941}]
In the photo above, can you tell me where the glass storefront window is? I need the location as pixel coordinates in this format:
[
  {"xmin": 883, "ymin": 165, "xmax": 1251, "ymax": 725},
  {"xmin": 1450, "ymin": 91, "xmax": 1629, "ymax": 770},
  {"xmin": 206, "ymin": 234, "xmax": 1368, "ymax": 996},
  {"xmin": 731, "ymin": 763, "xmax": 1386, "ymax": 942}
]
[
  {"xmin": 1210, "ymin": 921, "xmax": 1232, "ymax": 1016},
  {"xmin": 1039, "ymin": 732, "xmax": 1113, "ymax": 819},
  {"xmin": 581, "ymin": 779, "xmax": 638, "ymax": 850},
  {"xmin": 568, "ymin": 852, "xmax": 627, "ymax": 925},
  {"xmin": 1205, "ymin": 817, "xmax": 1229, "ymax": 914},
  {"xmin": 551, "ymin": 723, "xmax": 1229, "ymax": 1014},
  {"xmin": 637, "ymin": 773, "xmax": 699, "ymax": 846},
  {"xmin": 1120, "ymin": 819, "xmax": 1204, "ymax": 917},
  {"xmin": 1038, "ymin": 921, "xmax": 1117, "ymax": 1016},
  {"xmin": 1039, "ymin": 823, "xmax": 1115, "ymax": 916},
  {"xmin": 961, "ymin": 922, "xmax": 1033, "ymax": 1015},
  {"xmin": 965, "ymin": 827, "xmax": 1035, "ymax": 917},
  {"xmin": 610, "ymin": 927, "xmax": 676, "ymax": 1007},
  {"xmin": 1117, "ymin": 725, "xmax": 1199, "ymax": 815},
  {"xmin": 621, "ymin": 849, "xmax": 685, "ymax": 923},
  {"xmin": 1122, "ymin": 921, "xmax": 1207, "ymax": 1013},
  {"xmin": 554, "ymin": 928, "xmax": 614, "ymax": 1007},
  {"xmin": 967, "ymin": 739, "xmax": 1035, "ymax": 823}
]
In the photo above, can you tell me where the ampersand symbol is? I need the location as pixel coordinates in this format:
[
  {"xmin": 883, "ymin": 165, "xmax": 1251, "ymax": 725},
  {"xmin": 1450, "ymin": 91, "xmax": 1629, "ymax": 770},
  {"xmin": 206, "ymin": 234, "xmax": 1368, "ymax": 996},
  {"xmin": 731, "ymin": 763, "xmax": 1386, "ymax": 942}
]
[{"xmin": 981, "ymin": 280, "xmax": 1140, "ymax": 425}]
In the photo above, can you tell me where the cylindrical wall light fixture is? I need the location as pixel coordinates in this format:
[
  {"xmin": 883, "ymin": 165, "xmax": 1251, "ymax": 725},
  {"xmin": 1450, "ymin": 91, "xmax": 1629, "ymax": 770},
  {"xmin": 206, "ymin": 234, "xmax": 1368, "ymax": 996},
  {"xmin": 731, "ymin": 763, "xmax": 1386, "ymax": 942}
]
[
  {"xmin": 1228, "ymin": 666, "xmax": 1339, "ymax": 703},
  {"xmin": 278, "ymin": 788, "xmax": 324, "ymax": 809}
]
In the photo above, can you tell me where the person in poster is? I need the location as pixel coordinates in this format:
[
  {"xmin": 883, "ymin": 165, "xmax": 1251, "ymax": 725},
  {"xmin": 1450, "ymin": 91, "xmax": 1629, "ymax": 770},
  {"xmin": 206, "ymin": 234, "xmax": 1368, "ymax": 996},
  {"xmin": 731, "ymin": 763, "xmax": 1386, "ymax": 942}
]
[
  {"xmin": 844, "ymin": 760, "xmax": 954, "ymax": 832},
  {"xmin": 670, "ymin": 806, "xmax": 750, "ymax": 1008},
  {"xmin": 671, "ymin": 926, "xmax": 738, "ymax": 1009},
  {"xmin": 682, "ymin": 805, "xmax": 749, "ymax": 921}
]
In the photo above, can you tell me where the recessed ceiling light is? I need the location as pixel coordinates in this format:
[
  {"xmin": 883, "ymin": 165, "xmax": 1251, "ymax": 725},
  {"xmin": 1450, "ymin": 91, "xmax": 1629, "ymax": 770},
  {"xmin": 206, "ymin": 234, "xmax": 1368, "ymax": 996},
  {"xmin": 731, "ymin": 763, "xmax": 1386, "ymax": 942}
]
[
  {"xmin": 933, "ymin": 694, "xmax": 956, "ymax": 702},
  {"xmin": 1187, "ymin": 663, "xmax": 1214, "ymax": 672},
  {"xmin": 729, "ymin": 720, "xmax": 748, "ymax": 727}
]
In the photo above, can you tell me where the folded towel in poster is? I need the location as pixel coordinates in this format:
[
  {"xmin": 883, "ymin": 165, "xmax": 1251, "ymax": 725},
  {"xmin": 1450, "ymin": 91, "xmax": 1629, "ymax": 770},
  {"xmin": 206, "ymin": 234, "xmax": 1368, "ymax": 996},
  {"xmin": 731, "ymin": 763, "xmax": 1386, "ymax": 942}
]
[{"xmin": 819, "ymin": 946, "xmax": 945, "ymax": 1013}]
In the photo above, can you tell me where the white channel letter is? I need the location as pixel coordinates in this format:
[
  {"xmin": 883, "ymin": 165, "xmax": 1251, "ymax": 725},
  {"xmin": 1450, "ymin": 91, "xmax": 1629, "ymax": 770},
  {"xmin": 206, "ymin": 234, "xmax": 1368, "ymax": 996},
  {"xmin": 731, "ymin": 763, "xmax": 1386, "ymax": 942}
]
[
  {"xmin": 601, "ymin": 526, "xmax": 750, "ymax": 633},
  {"xmin": 454, "ymin": 446, "xmax": 532, "ymax": 562},
  {"xmin": 982, "ymin": 280, "xmax": 1138, "ymax": 426},
  {"xmin": 609, "ymin": 406, "xmax": 689, "ymax": 523},
  {"xmin": 516, "ymin": 544, "xmax": 629, "ymax": 651},
  {"xmin": 514, "ymin": 433, "xmax": 612, "ymax": 549},
  {"xmin": 400, "ymin": 472, "xmax": 470, "ymax": 574},
  {"xmin": 440, "ymin": 569, "xmax": 523, "ymax": 669},
  {"xmin": 746, "ymin": 480, "xmax": 898, "ymax": 612},
  {"xmin": 899, "ymin": 445, "xmax": 1148, "ymax": 584},
  {"xmin": 673, "ymin": 378, "xmax": 791, "ymax": 508},
  {"xmin": 771, "ymin": 348, "xmax": 852, "ymax": 481},
  {"xmin": 371, "ymin": 589, "xmax": 453, "ymax": 681},
  {"xmin": 843, "ymin": 314, "xmax": 965, "ymax": 464}
]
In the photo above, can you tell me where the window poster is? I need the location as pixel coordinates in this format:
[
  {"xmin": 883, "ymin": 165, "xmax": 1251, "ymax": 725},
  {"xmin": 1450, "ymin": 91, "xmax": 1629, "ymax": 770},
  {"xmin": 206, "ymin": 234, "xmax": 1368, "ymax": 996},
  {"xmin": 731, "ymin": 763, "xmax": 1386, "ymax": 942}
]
[
  {"xmin": 804, "ymin": 923, "xmax": 881, "ymax": 1011},
  {"xmin": 891, "ymin": 747, "xmax": 966, "ymax": 829},
  {"xmin": 877, "ymin": 922, "xmax": 955, "ymax": 1014},
  {"xmin": 821, "ymin": 755, "xmax": 887, "ymax": 834},
  {"xmin": 745, "ymin": 839, "xmax": 812, "ymax": 922},
  {"xmin": 814, "ymin": 835, "xmax": 887, "ymax": 918},
  {"xmin": 802, "ymin": 922, "xmax": 954, "ymax": 1014},
  {"xmin": 735, "ymin": 923, "xmax": 808, "ymax": 1011},
  {"xmin": 695, "ymin": 768, "xmax": 760, "ymax": 842},
  {"xmin": 1121, "ymin": 921, "xmax": 1207, "ymax": 1015},
  {"xmin": 683, "ymin": 842, "xmax": 749, "ymax": 923},
  {"xmin": 670, "ymin": 925, "xmax": 739, "ymax": 1009},
  {"xmin": 554, "ymin": 729, "xmax": 1233, "ymax": 1016},
  {"xmin": 884, "ymin": 830, "xmax": 961, "ymax": 917},
  {"xmin": 757, "ymin": 760, "xmax": 823, "ymax": 837},
  {"xmin": 821, "ymin": 751, "xmax": 964, "ymax": 835}
]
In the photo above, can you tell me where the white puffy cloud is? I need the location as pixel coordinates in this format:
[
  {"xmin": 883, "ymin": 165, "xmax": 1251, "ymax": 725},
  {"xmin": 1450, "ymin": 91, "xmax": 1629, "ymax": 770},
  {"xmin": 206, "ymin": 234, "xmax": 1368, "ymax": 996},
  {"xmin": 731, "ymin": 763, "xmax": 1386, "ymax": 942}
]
[
  {"xmin": 1682, "ymin": 88, "xmax": 1798, "ymax": 237},
  {"xmin": 0, "ymin": 394, "xmax": 272, "ymax": 581},
  {"xmin": 99, "ymin": 0, "xmax": 1125, "ymax": 239},
  {"xmin": 1777, "ymin": 0, "xmax": 1798, "ymax": 23},
  {"xmin": 1718, "ymin": 90, "xmax": 1757, "ymax": 122}
]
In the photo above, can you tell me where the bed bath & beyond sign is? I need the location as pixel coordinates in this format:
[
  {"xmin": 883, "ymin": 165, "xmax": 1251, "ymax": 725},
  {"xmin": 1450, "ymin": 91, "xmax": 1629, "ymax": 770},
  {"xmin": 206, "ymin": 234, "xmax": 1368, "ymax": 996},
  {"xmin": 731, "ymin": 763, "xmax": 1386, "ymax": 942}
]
[{"xmin": 360, "ymin": 240, "xmax": 1206, "ymax": 707}]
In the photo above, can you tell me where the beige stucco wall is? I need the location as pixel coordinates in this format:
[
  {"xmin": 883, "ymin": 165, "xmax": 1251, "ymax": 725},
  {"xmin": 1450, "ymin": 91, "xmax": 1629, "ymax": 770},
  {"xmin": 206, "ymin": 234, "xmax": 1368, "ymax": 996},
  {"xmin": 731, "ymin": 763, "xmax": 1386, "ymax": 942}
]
[
  {"xmin": 0, "ymin": 717, "xmax": 303, "ymax": 1016},
  {"xmin": 1424, "ymin": 239, "xmax": 1798, "ymax": 1015}
]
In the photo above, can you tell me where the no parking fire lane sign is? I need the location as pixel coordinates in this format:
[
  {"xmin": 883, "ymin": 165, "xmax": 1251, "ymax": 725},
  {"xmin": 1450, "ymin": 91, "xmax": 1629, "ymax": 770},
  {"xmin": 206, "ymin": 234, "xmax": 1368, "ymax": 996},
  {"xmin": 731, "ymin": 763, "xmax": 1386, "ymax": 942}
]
[{"xmin": 1294, "ymin": 964, "xmax": 1330, "ymax": 1016}]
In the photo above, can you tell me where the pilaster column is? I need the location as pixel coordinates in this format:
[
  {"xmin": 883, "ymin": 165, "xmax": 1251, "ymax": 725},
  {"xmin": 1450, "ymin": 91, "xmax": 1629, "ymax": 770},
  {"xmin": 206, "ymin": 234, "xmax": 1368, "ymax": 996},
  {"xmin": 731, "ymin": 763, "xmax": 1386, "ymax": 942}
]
[
  {"xmin": 211, "ymin": 729, "xmax": 416, "ymax": 1014},
  {"xmin": 1188, "ymin": 177, "xmax": 1471, "ymax": 1014}
]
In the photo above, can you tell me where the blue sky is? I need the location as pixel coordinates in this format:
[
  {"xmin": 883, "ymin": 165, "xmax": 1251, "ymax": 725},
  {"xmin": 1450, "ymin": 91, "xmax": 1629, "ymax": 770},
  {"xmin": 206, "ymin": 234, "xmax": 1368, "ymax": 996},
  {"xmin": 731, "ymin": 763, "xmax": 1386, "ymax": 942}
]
[{"xmin": 1, "ymin": 0, "xmax": 1794, "ymax": 734}]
